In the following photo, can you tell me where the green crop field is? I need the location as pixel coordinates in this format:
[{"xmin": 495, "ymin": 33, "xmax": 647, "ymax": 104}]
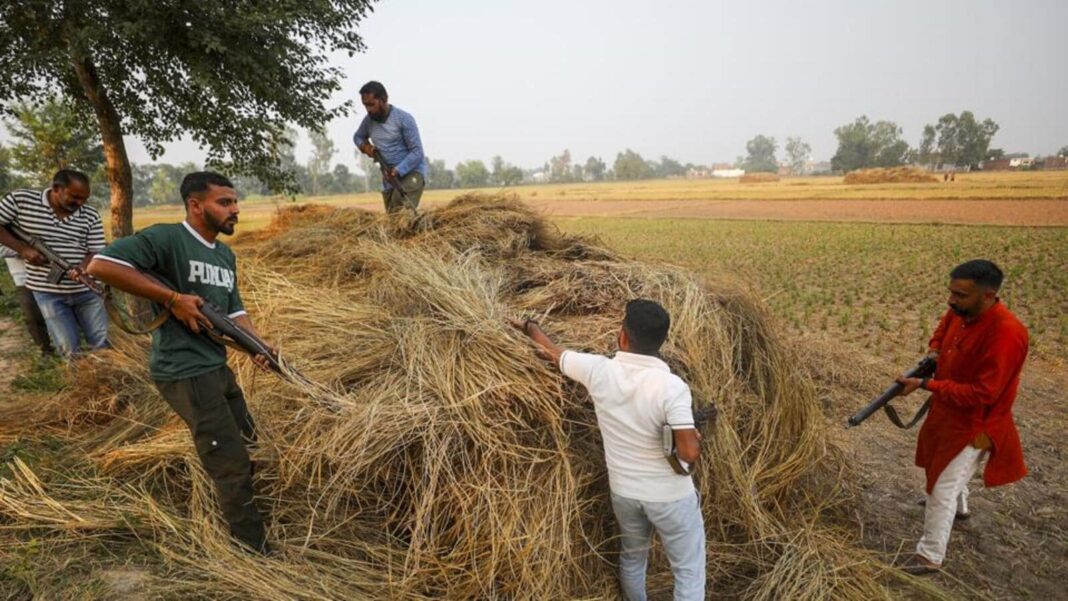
[{"xmin": 557, "ymin": 218, "xmax": 1068, "ymax": 365}]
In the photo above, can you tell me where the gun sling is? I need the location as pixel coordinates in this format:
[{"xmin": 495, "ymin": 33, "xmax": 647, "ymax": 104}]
[{"xmin": 882, "ymin": 398, "xmax": 931, "ymax": 429}]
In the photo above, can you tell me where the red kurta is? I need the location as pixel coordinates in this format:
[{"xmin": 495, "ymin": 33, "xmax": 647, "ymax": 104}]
[{"xmin": 915, "ymin": 301, "xmax": 1029, "ymax": 493}]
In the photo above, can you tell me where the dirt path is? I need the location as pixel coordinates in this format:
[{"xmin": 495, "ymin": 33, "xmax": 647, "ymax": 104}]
[
  {"xmin": 524, "ymin": 198, "xmax": 1068, "ymax": 226},
  {"xmin": 811, "ymin": 339, "xmax": 1067, "ymax": 600}
]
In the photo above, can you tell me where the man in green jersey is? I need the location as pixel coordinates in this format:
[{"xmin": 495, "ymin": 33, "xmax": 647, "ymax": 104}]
[{"xmin": 88, "ymin": 171, "xmax": 274, "ymax": 554}]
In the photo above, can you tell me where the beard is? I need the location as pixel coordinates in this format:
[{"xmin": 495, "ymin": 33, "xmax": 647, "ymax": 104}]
[
  {"xmin": 949, "ymin": 304, "xmax": 970, "ymax": 317},
  {"xmin": 208, "ymin": 213, "xmax": 237, "ymax": 235}
]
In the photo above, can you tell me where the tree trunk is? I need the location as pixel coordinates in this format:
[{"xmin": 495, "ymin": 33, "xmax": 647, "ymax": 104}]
[{"xmin": 70, "ymin": 54, "xmax": 133, "ymax": 239}]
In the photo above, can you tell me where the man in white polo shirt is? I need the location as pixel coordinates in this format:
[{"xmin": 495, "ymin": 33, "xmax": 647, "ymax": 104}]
[{"xmin": 509, "ymin": 299, "xmax": 705, "ymax": 601}]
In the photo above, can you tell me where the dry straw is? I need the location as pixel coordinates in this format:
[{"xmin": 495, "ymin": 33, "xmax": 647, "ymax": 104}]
[
  {"xmin": 0, "ymin": 194, "xmax": 923, "ymax": 599},
  {"xmin": 843, "ymin": 167, "xmax": 940, "ymax": 184}
]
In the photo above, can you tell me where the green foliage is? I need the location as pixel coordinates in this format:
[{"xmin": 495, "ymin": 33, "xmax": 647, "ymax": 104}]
[
  {"xmin": 0, "ymin": 264, "xmax": 18, "ymax": 319},
  {"xmin": 584, "ymin": 156, "xmax": 606, "ymax": 181},
  {"xmin": 655, "ymin": 155, "xmax": 686, "ymax": 178},
  {"xmin": 456, "ymin": 160, "xmax": 490, "ymax": 188},
  {"xmin": 1059, "ymin": 146, "xmax": 1068, "ymax": 158},
  {"xmin": 4, "ymin": 97, "xmax": 106, "ymax": 197},
  {"xmin": 916, "ymin": 124, "xmax": 938, "ymax": 166},
  {"xmin": 11, "ymin": 355, "xmax": 67, "ymax": 393},
  {"xmin": 491, "ymin": 155, "xmax": 524, "ymax": 186},
  {"xmin": 743, "ymin": 135, "xmax": 778, "ymax": 173},
  {"xmin": 0, "ymin": 1, "xmax": 375, "ymax": 195},
  {"xmin": 929, "ymin": 111, "xmax": 999, "ymax": 169},
  {"xmin": 0, "ymin": 143, "xmax": 20, "ymax": 191},
  {"xmin": 613, "ymin": 149, "xmax": 654, "ymax": 181},
  {"xmin": 831, "ymin": 116, "xmax": 910, "ymax": 172},
  {"xmin": 356, "ymin": 154, "xmax": 383, "ymax": 193},
  {"xmin": 307, "ymin": 130, "xmax": 337, "ymax": 196},
  {"xmin": 426, "ymin": 158, "xmax": 454, "ymax": 190},
  {"xmin": 784, "ymin": 137, "xmax": 811, "ymax": 174},
  {"xmin": 548, "ymin": 149, "xmax": 573, "ymax": 183},
  {"xmin": 329, "ymin": 164, "xmax": 353, "ymax": 194}
]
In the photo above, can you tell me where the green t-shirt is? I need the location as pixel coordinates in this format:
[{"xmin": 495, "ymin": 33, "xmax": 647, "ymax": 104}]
[{"xmin": 98, "ymin": 222, "xmax": 245, "ymax": 381}]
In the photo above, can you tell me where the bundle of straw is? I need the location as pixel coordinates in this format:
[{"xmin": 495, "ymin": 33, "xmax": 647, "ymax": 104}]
[{"xmin": 0, "ymin": 194, "xmax": 902, "ymax": 599}]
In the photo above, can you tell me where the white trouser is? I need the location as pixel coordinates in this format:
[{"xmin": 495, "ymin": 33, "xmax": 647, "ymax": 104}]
[{"xmin": 916, "ymin": 445, "xmax": 985, "ymax": 564}]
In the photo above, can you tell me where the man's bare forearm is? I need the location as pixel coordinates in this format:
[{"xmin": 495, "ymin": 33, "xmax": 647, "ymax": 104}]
[
  {"xmin": 87, "ymin": 259, "xmax": 174, "ymax": 305},
  {"xmin": 526, "ymin": 324, "xmax": 565, "ymax": 367}
]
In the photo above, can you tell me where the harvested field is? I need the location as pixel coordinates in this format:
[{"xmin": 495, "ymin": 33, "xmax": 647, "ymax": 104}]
[
  {"xmin": 844, "ymin": 167, "xmax": 939, "ymax": 184},
  {"xmin": 531, "ymin": 198, "xmax": 1068, "ymax": 226},
  {"xmin": 125, "ymin": 171, "xmax": 1068, "ymax": 234},
  {"xmin": 0, "ymin": 196, "xmax": 939, "ymax": 599},
  {"xmin": 739, "ymin": 173, "xmax": 781, "ymax": 183}
]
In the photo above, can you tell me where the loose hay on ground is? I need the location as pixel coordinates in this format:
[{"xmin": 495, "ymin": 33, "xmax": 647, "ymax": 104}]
[{"xmin": 0, "ymin": 194, "xmax": 932, "ymax": 599}]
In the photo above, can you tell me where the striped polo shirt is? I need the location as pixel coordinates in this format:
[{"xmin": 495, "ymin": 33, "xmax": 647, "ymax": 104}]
[{"xmin": 0, "ymin": 188, "xmax": 106, "ymax": 294}]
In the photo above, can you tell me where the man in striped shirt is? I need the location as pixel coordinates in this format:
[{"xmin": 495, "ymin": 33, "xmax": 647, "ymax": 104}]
[{"xmin": 0, "ymin": 169, "xmax": 109, "ymax": 357}]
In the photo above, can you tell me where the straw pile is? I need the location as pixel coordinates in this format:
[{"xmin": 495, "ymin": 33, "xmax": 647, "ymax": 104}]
[
  {"xmin": 843, "ymin": 167, "xmax": 939, "ymax": 184},
  {"xmin": 0, "ymin": 195, "xmax": 900, "ymax": 599},
  {"xmin": 739, "ymin": 173, "xmax": 780, "ymax": 183}
]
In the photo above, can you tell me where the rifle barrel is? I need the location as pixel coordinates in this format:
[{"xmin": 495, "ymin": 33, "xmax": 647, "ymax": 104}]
[{"xmin": 847, "ymin": 357, "xmax": 936, "ymax": 428}]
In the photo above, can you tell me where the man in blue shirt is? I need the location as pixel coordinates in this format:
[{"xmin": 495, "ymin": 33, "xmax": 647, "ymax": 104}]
[{"xmin": 353, "ymin": 81, "xmax": 428, "ymax": 213}]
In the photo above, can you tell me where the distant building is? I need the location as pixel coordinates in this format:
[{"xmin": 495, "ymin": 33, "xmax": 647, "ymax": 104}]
[
  {"xmin": 803, "ymin": 160, "xmax": 833, "ymax": 175},
  {"xmin": 710, "ymin": 162, "xmax": 734, "ymax": 171},
  {"xmin": 1041, "ymin": 156, "xmax": 1068, "ymax": 170},
  {"xmin": 981, "ymin": 158, "xmax": 1012, "ymax": 171},
  {"xmin": 712, "ymin": 168, "xmax": 745, "ymax": 178},
  {"xmin": 1009, "ymin": 157, "xmax": 1034, "ymax": 168},
  {"xmin": 686, "ymin": 167, "xmax": 711, "ymax": 178}
]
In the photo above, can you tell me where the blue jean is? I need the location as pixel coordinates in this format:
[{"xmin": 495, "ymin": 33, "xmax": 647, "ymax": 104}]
[
  {"xmin": 611, "ymin": 491, "xmax": 706, "ymax": 601},
  {"xmin": 31, "ymin": 290, "xmax": 109, "ymax": 357}
]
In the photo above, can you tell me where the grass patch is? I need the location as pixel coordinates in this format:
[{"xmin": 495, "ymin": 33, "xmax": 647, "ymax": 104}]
[
  {"xmin": 10, "ymin": 354, "xmax": 67, "ymax": 393},
  {"xmin": 0, "ymin": 264, "xmax": 19, "ymax": 321}
]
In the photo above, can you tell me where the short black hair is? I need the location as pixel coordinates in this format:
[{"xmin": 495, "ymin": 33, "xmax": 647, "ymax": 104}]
[
  {"xmin": 950, "ymin": 259, "xmax": 1004, "ymax": 291},
  {"xmin": 359, "ymin": 80, "xmax": 388, "ymax": 101},
  {"xmin": 180, "ymin": 171, "xmax": 234, "ymax": 208},
  {"xmin": 52, "ymin": 169, "xmax": 90, "ymax": 188},
  {"xmin": 623, "ymin": 299, "xmax": 671, "ymax": 355}
]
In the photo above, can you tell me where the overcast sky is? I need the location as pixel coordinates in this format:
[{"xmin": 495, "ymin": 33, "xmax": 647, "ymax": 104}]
[{"xmin": 124, "ymin": 0, "xmax": 1068, "ymax": 170}]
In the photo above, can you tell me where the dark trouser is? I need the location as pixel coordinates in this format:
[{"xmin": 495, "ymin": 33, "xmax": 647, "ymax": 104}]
[
  {"xmin": 16, "ymin": 285, "xmax": 53, "ymax": 356},
  {"xmin": 155, "ymin": 366, "xmax": 267, "ymax": 552},
  {"xmin": 381, "ymin": 171, "xmax": 425, "ymax": 213}
]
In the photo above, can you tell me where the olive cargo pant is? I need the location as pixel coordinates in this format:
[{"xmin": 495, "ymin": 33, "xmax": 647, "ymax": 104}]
[
  {"xmin": 155, "ymin": 366, "xmax": 267, "ymax": 552},
  {"xmin": 381, "ymin": 171, "xmax": 425, "ymax": 213}
]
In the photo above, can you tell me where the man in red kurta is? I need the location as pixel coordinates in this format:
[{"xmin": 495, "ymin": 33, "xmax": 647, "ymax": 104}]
[{"xmin": 896, "ymin": 259, "xmax": 1029, "ymax": 574}]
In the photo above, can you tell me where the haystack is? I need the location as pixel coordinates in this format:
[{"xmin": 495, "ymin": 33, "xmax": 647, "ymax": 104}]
[
  {"xmin": 844, "ymin": 167, "xmax": 939, "ymax": 184},
  {"xmin": 0, "ymin": 195, "xmax": 899, "ymax": 599},
  {"xmin": 738, "ymin": 173, "xmax": 780, "ymax": 183}
]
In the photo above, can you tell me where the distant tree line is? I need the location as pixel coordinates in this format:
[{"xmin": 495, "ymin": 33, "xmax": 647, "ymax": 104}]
[{"xmin": 4, "ymin": 100, "xmax": 1063, "ymax": 203}]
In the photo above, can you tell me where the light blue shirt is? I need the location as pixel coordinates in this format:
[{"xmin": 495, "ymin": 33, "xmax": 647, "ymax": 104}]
[{"xmin": 353, "ymin": 106, "xmax": 428, "ymax": 189}]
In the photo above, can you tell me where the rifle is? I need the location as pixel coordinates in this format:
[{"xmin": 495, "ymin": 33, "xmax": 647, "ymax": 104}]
[
  {"xmin": 371, "ymin": 148, "xmax": 420, "ymax": 220},
  {"xmin": 662, "ymin": 404, "xmax": 718, "ymax": 475},
  {"xmin": 135, "ymin": 272, "xmax": 324, "ymax": 395},
  {"xmin": 8, "ymin": 223, "xmax": 335, "ymax": 405},
  {"xmin": 5, "ymin": 224, "xmax": 104, "ymax": 295},
  {"xmin": 847, "ymin": 356, "xmax": 937, "ymax": 428}
]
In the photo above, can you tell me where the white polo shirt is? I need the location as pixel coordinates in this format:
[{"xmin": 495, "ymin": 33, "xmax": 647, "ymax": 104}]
[{"xmin": 560, "ymin": 350, "xmax": 696, "ymax": 502}]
